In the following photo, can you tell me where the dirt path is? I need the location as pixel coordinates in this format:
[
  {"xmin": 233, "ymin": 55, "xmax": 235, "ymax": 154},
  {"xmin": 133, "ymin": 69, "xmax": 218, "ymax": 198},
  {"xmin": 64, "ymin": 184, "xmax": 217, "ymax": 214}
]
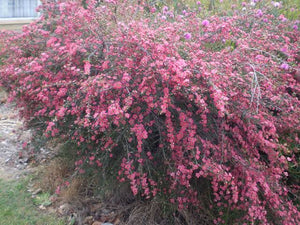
[{"xmin": 0, "ymin": 101, "xmax": 32, "ymax": 180}]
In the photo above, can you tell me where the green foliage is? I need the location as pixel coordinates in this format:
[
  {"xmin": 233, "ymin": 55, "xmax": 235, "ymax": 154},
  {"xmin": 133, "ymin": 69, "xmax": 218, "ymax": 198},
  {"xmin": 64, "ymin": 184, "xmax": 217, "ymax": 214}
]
[
  {"xmin": 0, "ymin": 178, "xmax": 65, "ymax": 225},
  {"xmin": 33, "ymin": 192, "xmax": 52, "ymax": 207}
]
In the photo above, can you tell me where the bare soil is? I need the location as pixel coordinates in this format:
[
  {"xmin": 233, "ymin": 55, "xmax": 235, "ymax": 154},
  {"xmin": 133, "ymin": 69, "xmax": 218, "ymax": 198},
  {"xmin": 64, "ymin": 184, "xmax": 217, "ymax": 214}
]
[{"xmin": 0, "ymin": 97, "xmax": 32, "ymax": 180}]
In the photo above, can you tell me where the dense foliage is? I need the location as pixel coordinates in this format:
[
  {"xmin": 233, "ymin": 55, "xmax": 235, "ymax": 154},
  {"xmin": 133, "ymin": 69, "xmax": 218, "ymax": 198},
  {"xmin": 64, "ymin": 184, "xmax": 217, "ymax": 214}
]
[{"xmin": 0, "ymin": 0, "xmax": 299, "ymax": 224}]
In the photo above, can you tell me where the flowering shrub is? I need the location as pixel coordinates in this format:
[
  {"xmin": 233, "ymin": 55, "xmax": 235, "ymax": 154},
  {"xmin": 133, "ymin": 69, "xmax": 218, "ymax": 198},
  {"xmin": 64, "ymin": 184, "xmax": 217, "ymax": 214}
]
[{"xmin": 0, "ymin": 0, "xmax": 299, "ymax": 224}]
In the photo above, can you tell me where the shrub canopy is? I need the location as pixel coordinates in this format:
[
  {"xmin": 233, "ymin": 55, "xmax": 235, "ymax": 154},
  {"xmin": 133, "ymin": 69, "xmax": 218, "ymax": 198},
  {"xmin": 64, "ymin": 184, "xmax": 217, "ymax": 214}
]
[{"xmin": 0, "ymin": 0, "xmax": 299, "ymax": 224}]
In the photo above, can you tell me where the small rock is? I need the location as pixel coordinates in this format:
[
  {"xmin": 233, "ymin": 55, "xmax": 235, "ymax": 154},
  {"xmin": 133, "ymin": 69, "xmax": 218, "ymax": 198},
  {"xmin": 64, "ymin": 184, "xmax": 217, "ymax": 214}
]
[
  {"xmin": 16, "ymin": 164, "xmax": 25, "ymax": 170},
  {"xmin": 23, "ymin": 157, "xmax": 29, "ymax": 163},
  {"xmin": 58, "ymin": 203, "xmax": 72, "ymax": 215},
  {"xmin": 39, "ymin": 205, "xmax": 46, "ymax": 210}
]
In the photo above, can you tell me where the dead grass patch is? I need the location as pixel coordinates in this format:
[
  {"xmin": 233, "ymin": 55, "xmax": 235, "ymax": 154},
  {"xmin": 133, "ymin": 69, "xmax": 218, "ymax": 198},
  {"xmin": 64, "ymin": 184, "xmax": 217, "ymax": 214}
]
[
  {"xmin": 60, "ymin": 177, "xmax": 87, "ymax": 203},
  {"xmin": 118, "ymin": 198, "xmax": 213, "ymax": 225},
  {"xmin": 37, "ymin": 158, "xmax": 73, "ymax": 193}
]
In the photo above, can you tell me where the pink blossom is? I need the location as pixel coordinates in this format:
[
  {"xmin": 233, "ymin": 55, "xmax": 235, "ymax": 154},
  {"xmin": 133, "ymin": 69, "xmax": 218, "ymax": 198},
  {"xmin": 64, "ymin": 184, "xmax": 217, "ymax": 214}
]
[
  {"xmin": 271, "ymin": 1, "xmax": 281, "ymax": 8},
  {"xmin": 113, "ymin": 81, "xmax": 122, "ymax": 89},
  {"xmin": 279, "ymin": 14, "xmax": 287, "ymax": 22},
  {"xmin": 84, "ymin": 61, "xmax": 91, "ymax": 75},
  {"xmin": 150, "ymin": 7, "xmax": 156, "ymax": 13},
  {"xmin": 55, "ymin": 186, "xmax": 61, "ymax": 195},
  {"xmin": 162, "ymin": 6, "xmax": 168, "ymax": 14},
  {"xmin": 22, "ymin": 142, "xmax": 28, "ymax": 149},
  {"xmin": 256, "ymin": 9, "xmax": 263, "ymax": 17},
  {"xmin": 202, "ymin": 19, "xmax": 209, "ymax": 26},
  {"xmin": 280, "ymin": 63, "xmax": 289, "ymax": 70},
  {"xmin": 184, "ymin": 32, "xmax": 192, "ymax": 40}
]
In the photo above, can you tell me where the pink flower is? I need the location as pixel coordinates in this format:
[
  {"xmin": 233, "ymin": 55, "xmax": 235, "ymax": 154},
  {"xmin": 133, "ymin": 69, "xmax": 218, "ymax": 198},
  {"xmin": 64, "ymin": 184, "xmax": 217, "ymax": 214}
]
[
  {"xmin": 184, "ymin": 32, "xmax": 192, "ymax": 40},
  {"xmin": 56, "ymin": 107, "xmax": 66, "ymax": 118},
  {"xmin": 162, "ymin": 6, "xmax": 168, "ymax": 14},
  {"xmin": 272, "ymin": 1, "xmax": 281, "ymax": 8},
  {"xmin": 293, "ymin": 25, "xmax": 298, "ymax": 30},
  {"xmin": 102, "ymin": 60, "xmax": 109, "ymax": 69},
  {"xmin": 150, "ymin": 7, "xmax": 156, "ymax": 13},
  {"xmin": 279, "ymin": 14, "xmax": 287, "ymax": 22},
  {"xmin": 22, "ymin": 142, "xmax": 28, "ymax": 149},
  {"xmin": 55, "ymin": 186, "xmax": 61, "ymax": 195},
  {"xmin": 280, "ymin": 63, "xmax": 289, "ymax": 70},
  {"xmin": 84, "ymin": 61, "xmax": 91, "ymax": 75},
  {"xmin": 57, "ymin": 88, "xmax": 67, "ymax": 97},
  {"xmin": 131, "ymin": 185, "xmax": 138, "ymax": 195},
  {"xmin": 256, "ymin": 9, "xmax": 263, "ymax": 17},
  {"xmin": 113, "ymin": 81, "xmax": 122, "ymax": 89},
  {"xmin": 202, "ymin": 19, "xmax": 209, "ymax": 27}
]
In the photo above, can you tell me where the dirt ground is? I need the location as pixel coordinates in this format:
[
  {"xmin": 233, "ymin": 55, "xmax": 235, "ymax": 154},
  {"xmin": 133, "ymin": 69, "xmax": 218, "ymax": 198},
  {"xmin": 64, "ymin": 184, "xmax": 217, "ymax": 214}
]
[{"xmin": 0, "ymin": 92, "xmax": 32, "ymax": 180}]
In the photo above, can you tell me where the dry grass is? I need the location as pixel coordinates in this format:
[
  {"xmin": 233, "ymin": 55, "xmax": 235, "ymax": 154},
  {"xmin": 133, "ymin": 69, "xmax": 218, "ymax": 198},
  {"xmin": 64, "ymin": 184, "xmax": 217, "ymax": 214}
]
[
  {"xmin": 37, "ymin": 158, "xmax": 73, "ymax": 193},
  {"xmin": 35, "ymin": 143, "xmax": 89, "ymax": 205},
  {"xmin": 60, "ymin": 177, "xmax": 87, "ymax": 203},
  {"xmin": 120, "ymin": 199, "xmax": 213, "ymax": 225}
]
